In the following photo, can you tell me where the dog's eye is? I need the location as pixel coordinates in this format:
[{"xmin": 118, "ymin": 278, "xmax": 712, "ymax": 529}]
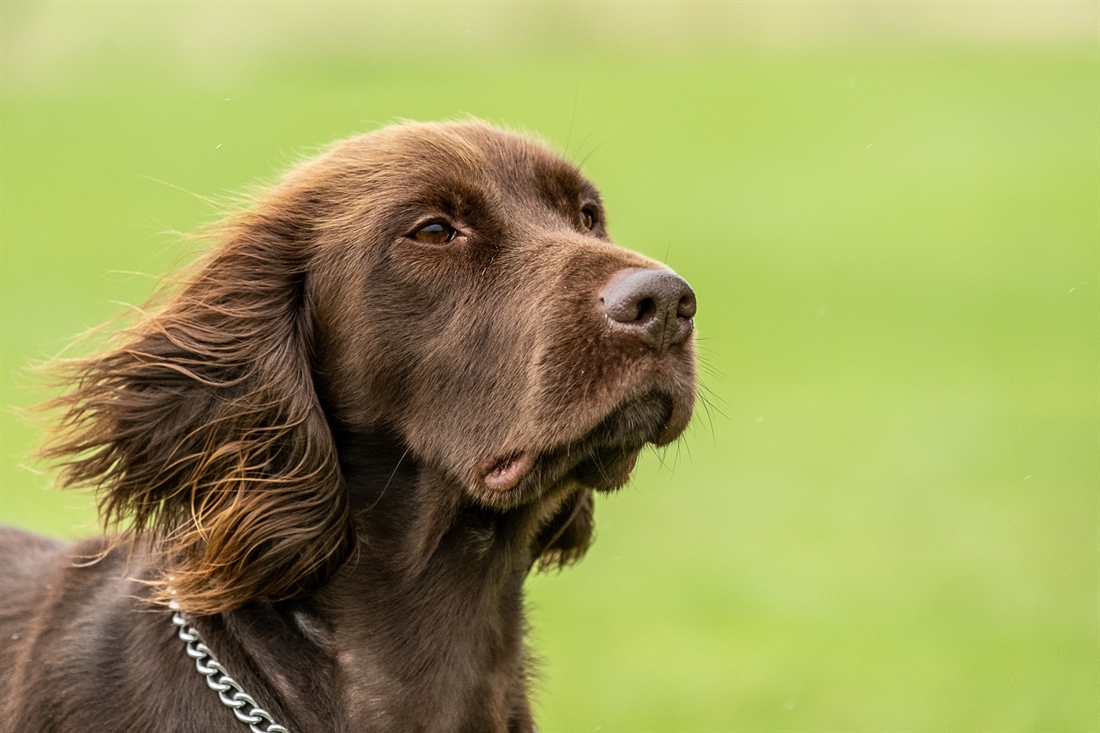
[
  {"xmin": 581, "ymin": 206, "xmax": 598, "ymax": 231},
  {"xmin": 410, "ymin": 221, "xmax": 458, "ymax": 245}
]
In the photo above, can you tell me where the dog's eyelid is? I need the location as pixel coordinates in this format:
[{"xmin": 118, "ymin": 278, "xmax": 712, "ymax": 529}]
[
  {"xmin": 407, "ymin": 218, "xmax": 463, "ymax": 245},
  {"xmin": 580, "ymin": 204, "xmax": 601, "ymax": 231}
]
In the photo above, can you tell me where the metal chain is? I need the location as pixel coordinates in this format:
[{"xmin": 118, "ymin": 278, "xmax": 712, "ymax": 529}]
[{"xmin": 171, "ymin": 609, "xmax": 291, "ymax": 733}]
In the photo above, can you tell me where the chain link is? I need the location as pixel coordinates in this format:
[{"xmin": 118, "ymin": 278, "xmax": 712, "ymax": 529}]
[{"xmin": 171, "ymin": 609, "xmax": 291, "ymax": 733}]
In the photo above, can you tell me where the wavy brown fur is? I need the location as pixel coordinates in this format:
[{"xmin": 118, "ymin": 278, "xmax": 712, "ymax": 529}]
[{"xmin": 38, "ymin": 210, "xmax": 354, "ymax": 614}]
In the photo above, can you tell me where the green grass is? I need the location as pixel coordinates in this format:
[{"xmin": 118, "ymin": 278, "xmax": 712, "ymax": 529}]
[{"xmin": 2, "ymin": 37, "xmax": 1096, "ymax": 731}]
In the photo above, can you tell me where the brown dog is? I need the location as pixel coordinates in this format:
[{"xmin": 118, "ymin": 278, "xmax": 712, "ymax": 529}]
[{"xmin": 0, "ymin": 121, "xmax": 696, "ymax": 732}]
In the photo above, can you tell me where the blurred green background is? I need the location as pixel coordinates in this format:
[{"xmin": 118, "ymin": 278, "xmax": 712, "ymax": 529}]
[{"xmin": 2, "ymin": 2, "xmax": 1097, "ymax": 730}]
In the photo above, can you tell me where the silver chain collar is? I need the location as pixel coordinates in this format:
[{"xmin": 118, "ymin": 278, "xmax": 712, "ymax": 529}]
[{"xmin": 171, "ymin": 609, "xmax": 291, "ymax": 733}]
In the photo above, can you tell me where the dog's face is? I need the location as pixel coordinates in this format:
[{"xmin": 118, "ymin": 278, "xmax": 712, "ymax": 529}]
[{"xmin": 302, "ymin": 122, "xmax": 697, "ymax": 509}]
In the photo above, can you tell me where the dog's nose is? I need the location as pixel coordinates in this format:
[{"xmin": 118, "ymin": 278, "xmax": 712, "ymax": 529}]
[{"xmin": 600, "ymin": 268, "xmax": 696, "ymax": 350}]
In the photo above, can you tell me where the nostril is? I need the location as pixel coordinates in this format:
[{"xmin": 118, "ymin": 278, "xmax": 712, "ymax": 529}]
[
  {"xmin": 635, "ymin": 297, "xmax": 657, "ymax": 322},
  {"xmin": 677, "ymin": 293, "xmax": 697, "ymax": 320}
]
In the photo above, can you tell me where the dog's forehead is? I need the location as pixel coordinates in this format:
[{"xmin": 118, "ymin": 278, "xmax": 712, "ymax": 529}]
[{"xmin": 345, "ymin": 122, "xmax": 598, "ymax": 204}]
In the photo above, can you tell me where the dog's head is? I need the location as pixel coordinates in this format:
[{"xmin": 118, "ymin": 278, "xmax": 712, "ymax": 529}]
[
  {"xmin": 302, "ymin": 123, "xmax": 696, "ymax": 505},
  {"xmin": 42, "ymin": 121, "xmax": 696, "ymax": 613}
]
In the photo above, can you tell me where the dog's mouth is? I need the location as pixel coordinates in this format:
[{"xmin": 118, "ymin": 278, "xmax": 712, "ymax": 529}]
[
  {"xmin": 479, "ymin": 390, "xmax": 680, "ymax": 498},
  {"xmin": 483, "ymin": 453, "xmax": 536, "ymax": 492}
]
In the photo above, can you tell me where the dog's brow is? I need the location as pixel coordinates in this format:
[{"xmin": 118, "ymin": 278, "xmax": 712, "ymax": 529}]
[{"xmin": 416, "ymin": 180, "xmax": 498, "ymax": 223}]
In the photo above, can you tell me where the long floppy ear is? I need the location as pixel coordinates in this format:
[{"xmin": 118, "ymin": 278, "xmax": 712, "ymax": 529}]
[
  {"xmin": 534, "ymin": 489, "xmax": 594, "ymax": 571},
  {"xmin": 39, "ymin": 208, "xmax": 353, "ymax": 615}
]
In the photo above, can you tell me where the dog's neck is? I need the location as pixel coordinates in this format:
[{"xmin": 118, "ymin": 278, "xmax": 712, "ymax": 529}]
[{"xmin": 307, "ymin": 427, "xmax": 546, "ymax": 731}]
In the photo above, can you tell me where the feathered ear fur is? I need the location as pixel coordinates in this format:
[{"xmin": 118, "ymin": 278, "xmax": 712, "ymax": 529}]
[
  {"xmin": 534, "ymin": 489, "xmax": 594, "ymax": 571},
  {"xmin": 38, "ymin": 207, "xmax": 353, "ymax": 615}
]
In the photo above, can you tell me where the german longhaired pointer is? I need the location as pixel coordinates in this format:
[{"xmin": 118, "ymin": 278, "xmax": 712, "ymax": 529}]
[{"xmin": 0, "ymin": 121, "xmax": 697, "ymax": 732}]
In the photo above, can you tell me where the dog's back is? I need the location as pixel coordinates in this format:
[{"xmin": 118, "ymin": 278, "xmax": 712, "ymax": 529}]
[
  {"xmin": 0, "ymin": 530, "xmax": 174, "ymax": 733},
  {"xmin": 1, "ymin": 526, "xmax": 66, "ymax": 676},
  {"xmin": 2, "ymin": 527, "xmax": 75, "ymax": 732}
]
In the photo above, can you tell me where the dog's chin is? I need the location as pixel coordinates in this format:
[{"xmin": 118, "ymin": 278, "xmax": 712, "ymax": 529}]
[
  {"xmin": 474, "ymin": 389, "xmax": 687, "ymax": 506},
  {"xmin": 566, "ymin": 445, "xmax": 643, "ymax": 492}
]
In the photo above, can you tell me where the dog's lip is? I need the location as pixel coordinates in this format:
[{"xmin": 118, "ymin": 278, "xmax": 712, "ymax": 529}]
[
  {"xmin": 481, "ymin": 440, "xmax": 643, "ymax": 497},
  {"xmin": 483, "ymin": 452, "xmax": 536, "ymax": 491},
  {"xmin": 478, "ymin": 391, "xmax": 677, "ymax": 498}
]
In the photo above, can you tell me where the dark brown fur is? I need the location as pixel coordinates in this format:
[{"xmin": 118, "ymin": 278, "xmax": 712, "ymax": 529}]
[{"xmin": 0, "ymin": 121, "xmax": 696, "ymax": 732}]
